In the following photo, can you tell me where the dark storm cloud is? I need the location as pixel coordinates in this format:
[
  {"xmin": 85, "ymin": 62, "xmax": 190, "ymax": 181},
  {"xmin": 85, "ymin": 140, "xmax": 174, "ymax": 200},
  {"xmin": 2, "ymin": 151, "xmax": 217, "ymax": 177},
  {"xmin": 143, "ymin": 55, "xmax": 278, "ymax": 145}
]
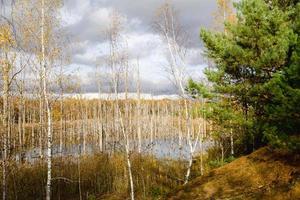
[
  {"xmin": 64, "ymin": 0, "xmax": 217, "ymax": 46},
  {"xmin": 61, "ymin": 0, "xmax": 217, "ymax": 94},
  {"xmin": 96, "ymin": 0, "xmax": 217, "ymax": 46}
]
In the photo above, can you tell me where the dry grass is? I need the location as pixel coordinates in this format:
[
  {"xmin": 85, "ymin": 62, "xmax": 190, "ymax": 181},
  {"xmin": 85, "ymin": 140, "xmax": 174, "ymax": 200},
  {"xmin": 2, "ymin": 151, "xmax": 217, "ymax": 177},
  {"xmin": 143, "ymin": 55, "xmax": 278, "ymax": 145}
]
[{"xmin": 1, "ymin": 153, "xmax": 186, "ymax": 200}]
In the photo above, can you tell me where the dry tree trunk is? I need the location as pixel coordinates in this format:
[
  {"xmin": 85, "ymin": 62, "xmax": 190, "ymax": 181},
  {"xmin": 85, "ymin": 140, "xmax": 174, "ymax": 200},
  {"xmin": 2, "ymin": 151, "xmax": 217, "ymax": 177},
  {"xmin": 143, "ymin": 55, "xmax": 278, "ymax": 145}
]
[
  {"xmin": 78, "ymin": 145, "xmax": 82, "ymax": 200},
  {"xmin": 220, "ymin": 141, "xmax": 224, "ymax": 165},
  {"xmin": 39, "ymin": 72, "xmax": 44, "ymax": 158},
  {"xmin": 150, "ymin": 100, "xmax": 155, "ymax": 144},
  {"xmin": 178, "ymin": 103, "xmax": 182, "ymax": 148},
  {"xmin": 83, "ymin": 102, "xmax": 88, "ymax": 154},
  {"xmin": 2, "ymin": 59, "xmax": 9, "ymax": 200},
  {"xmin": 18, "ymin": 101, "xmax": 23, "ymax": 149},
  {"xmin": 31, "ymin": 109, "xmax": 36, "ymax": 149},
  {"xmin": 59, "ymin": 91, "xmax": 64, "ymax": 155},
  {"xmin": 98, "ymin": 100, "xmax": 103, "ymax": 152},
  {"xmin": 8, "ymin": 100, "xmax": 12, "ymax": 154},
  {"xmin": 136, "ymin": 59, "xmax": 142, "ymax": 153},
  {"xmin": 22, "ymin": 93, "xmax": 26, "ymax": 149},
  {"xmin": 199, "ymin": 123, "xmax": 204, "ymax": 176}
]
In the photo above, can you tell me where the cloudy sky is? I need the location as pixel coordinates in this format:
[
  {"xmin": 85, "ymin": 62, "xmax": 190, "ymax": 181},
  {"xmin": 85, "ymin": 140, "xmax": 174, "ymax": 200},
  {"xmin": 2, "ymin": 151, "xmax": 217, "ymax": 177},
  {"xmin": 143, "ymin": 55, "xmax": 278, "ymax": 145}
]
[{"xmin": 61, "ymin": 0, "xmax": 218, "ymax": 94}]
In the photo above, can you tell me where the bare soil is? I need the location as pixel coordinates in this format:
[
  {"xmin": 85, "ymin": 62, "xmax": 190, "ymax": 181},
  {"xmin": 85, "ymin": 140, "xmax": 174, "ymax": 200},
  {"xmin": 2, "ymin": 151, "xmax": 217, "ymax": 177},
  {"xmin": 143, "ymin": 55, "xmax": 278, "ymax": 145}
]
[{"xmin": 167, "ymin": 147, "xmax": 300, "ymax": 200}]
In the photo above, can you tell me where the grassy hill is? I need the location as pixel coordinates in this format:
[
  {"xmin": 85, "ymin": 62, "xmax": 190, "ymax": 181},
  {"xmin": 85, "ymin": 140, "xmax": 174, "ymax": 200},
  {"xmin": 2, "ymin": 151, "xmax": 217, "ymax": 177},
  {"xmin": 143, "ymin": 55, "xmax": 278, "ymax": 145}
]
[{"xmin": 167, "ymin": 147, "xmax": 300, "ymax": 200}]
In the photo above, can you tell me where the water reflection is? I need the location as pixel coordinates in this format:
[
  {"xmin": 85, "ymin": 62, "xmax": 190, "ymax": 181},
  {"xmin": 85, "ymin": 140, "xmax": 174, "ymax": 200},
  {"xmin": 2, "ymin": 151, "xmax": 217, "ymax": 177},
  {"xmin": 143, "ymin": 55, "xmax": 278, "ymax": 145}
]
[{"xmin": 14, "ymin": 139, "xmax": 214, "ymax": 163}]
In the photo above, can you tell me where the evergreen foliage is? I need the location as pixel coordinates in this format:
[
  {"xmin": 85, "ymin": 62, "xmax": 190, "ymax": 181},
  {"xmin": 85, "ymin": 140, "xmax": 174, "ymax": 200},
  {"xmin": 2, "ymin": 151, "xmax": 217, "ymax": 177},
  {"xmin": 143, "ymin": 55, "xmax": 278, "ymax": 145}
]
[{"xmin": 189, "ymin": 0, "xmax": 300, "ymax": 151}]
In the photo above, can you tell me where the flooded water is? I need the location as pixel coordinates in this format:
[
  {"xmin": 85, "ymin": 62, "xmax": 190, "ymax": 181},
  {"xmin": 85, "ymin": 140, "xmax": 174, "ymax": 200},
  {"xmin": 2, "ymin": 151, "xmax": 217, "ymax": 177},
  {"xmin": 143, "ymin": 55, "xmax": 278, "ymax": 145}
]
[{"xmin": 14, "ymin": 138, "xmax": 213, "ymax": 163}]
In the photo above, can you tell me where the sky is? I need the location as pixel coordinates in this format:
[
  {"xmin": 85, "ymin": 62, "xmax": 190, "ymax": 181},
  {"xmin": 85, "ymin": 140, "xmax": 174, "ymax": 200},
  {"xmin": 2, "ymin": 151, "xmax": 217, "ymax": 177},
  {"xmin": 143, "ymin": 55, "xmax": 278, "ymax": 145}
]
[{"xmin": 61, "ymin": 0, "xmax": 218, "ymax": 94}]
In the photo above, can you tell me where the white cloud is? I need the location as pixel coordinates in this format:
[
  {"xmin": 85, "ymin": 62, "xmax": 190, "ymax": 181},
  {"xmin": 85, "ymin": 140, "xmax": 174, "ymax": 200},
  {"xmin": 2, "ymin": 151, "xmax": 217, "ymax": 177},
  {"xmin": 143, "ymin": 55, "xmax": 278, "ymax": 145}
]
[{"xmin": 87, "ymin": 7, "xmax": 112, "ymax": 27}]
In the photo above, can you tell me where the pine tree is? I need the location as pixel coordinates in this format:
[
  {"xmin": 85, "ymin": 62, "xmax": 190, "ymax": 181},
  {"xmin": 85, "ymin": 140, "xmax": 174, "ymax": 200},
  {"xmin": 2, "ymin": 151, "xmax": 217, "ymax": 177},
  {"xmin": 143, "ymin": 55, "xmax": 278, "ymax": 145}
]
[{"xmin": 193, "ymin": 0, "xmax": 300, "ymax": 151}]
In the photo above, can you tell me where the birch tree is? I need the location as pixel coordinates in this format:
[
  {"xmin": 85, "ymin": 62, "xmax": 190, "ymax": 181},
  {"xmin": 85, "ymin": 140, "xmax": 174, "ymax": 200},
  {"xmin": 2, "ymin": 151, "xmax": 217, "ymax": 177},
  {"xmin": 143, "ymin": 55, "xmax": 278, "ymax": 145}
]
[
  {"xmin": 106, "ymin": 10, "xmax": 135, "ymax": 200},
  {"xmin": 154, "ymin": 1, "xmax": 202, "ymax": 184},
  {"xmin": 0, "ymin": 23, "xmax": 15, "ymax": 200},
  {"xmin": 37, "ymin": 0, "xmax": 62, "ymax": 199},
  {"xmin": 40, "ymin": 1, "xmax": 52, "ymax": 198}
]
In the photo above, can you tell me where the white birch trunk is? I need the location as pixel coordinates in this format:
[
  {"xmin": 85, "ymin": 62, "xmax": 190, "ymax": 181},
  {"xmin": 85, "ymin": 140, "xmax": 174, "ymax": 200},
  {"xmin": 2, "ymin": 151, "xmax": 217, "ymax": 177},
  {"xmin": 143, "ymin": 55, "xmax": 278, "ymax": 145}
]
[
  {"xmin": 41, "ymin": 1, "xmax": 53, "ymax": 199},
  {"xmin": 230, "ymin": 128, "xmax": 234, "ymax": 156}
]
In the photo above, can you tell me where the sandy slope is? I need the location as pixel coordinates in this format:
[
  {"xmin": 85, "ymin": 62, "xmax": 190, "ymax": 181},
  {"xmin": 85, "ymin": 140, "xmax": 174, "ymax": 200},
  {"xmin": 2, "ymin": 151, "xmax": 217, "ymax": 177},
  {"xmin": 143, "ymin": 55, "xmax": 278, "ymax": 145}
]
[{"xmin": 168, "ymin": 147, "xmax": 300, "ymax": 200}]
